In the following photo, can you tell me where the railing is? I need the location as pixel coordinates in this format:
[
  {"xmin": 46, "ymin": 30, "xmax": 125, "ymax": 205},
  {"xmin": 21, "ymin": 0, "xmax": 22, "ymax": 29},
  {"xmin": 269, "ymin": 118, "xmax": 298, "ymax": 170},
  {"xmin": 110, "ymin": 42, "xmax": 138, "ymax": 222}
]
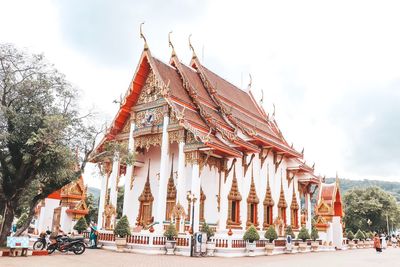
[
  {"xmin": 152, "ymin": 236, "xmax": 166, "ymax": 245},
  {"xmin": 212, "ymin": 238, "xmax": 228, "ymax": 248},
  {"xmin": 98, "ymin": 232, "xmax": 115, "ymax": 241},
  {"xmin": 127, "ymin": 234, "xmax": 150, "ymax": 245},
  {"xmin": 176, "ymin": 237, "xmax": 190, "ymax": 247},
  {"xmin": 256, "ymin": 240, "xmax": 267, "ymax": 247},
  {"xmin": 231, "ymin": 239, "xmax": 246, "ymax": 248}
]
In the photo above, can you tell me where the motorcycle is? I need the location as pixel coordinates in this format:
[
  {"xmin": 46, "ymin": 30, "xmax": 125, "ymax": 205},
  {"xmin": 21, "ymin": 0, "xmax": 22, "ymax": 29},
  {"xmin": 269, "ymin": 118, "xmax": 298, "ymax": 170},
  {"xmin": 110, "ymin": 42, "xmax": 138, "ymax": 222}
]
[
  {"xmin": 47, "ymin": 235, "xmax": 86, "ymax": 255},
  {"xmin": 33, "ymin": 231, "xmax": 51, "ymax": 250}
]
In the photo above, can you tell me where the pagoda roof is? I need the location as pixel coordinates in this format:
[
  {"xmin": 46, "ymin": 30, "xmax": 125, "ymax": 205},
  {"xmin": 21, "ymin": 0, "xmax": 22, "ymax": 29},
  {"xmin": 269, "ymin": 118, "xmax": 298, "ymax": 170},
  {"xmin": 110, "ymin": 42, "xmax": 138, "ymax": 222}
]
[{"xmin": 93, "ymin": 37, "xmax": 308, "ymax": 160}]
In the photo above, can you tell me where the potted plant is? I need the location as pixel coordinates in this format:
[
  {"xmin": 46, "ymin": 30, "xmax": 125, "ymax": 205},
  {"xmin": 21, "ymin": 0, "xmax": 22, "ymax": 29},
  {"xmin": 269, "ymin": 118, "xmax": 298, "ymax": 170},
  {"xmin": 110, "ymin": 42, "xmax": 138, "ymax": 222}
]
[
  {"xmin": 164, "ymin": 223, "xmax": 178, "ymax": 255},
  {"xmin": 297, "ymin": 226, "xmax": 310, "ymax": 252},
  {"xmin": 264, "ymin": 225, "xmax": 278, "ymax": 255},
  {"xmin": 243, "ymin": 225, "xmax": 260, "ymax": 256},
  {"xmin": 366, "ymin": 231, "xmax": 374, "ymax": 247},
  {"xmin": 114, "ymin": 215, "xmax": 131, "ymax": 252},
  {"xmin": 310, "ymin": 226, "xmax": 319, "ymax": 252},
  {"xmin": 347, "ymin": 230, "xmax": 355, "ymax": 249},
  {"xmin": 202, "ymin": 222, "xmax": 216, "ymax": 256},
  {"xmin": 73, "ymin": 217, "xmax": 88, "ymax": 235},
  {"xmin": 355, "ymin": 229, "xmax": 365, "ymax": 248}
]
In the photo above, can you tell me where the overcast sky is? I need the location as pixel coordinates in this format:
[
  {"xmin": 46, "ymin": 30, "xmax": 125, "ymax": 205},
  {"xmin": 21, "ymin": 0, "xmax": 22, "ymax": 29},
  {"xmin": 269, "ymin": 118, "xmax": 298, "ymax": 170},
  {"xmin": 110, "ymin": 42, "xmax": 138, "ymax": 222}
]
[{"xmin": 1, "ymin": 0, "xmax": 399, "ymax": 188}]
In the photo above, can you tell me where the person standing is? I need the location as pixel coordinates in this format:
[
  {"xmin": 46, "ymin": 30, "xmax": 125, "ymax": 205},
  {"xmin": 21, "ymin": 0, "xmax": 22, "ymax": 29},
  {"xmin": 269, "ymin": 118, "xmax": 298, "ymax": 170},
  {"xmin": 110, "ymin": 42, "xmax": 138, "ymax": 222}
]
[
  {"xmin": 374, "ymin": 233, "xmax": 382, "ymax": 252},
  {"xmin": 89, "ymin": 222, "xmax": 98, "ymax": 248}
]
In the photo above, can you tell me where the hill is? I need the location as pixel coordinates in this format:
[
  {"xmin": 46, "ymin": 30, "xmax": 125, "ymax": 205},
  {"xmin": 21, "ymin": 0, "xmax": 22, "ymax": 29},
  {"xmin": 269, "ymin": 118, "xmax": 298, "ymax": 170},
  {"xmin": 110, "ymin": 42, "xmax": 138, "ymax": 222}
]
[{"xmin": 326, "ymin": 178, "xmax": 400, "ymax": 201}]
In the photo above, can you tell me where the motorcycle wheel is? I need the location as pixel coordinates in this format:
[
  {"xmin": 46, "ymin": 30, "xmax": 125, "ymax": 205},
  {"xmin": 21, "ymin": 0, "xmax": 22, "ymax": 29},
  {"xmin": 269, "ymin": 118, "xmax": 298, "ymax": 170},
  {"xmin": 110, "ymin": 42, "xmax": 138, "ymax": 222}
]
[
  {"xmin": 33, "ymin": 241, "xmax": 45, "ymax": 250},
  {"xmin": 73, "ymin": 243, "xmax": 86, "ymax": 255},
  {"xmin": 47, "ymin": 244, "xmax": 56, "ymax": 254}
]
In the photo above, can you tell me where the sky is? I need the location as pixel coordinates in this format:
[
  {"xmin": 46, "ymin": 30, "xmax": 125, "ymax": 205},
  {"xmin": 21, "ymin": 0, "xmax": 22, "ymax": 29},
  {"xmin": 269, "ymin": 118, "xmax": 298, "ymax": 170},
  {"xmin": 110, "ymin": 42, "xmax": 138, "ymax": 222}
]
[{"xmin": 1, "ymin": 0, "xmax": 399, "ymax": 188}]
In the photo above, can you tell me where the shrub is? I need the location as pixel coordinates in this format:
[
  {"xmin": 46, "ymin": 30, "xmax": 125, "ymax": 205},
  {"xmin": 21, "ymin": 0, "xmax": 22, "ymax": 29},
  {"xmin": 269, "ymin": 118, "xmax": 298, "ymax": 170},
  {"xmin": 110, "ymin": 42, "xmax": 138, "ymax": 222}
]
[
  {"xmin": 201, "ymin": 222, "xmax": 215, "ymax": 241},
  {"xmin": 114, "ymin": 215, "xmax": 131, "ymax": 238},
  {"xmin": 355, "ymin": 229, "xmax": 365, "ymax": 240},
  {"xmin": 285, "ymin": 225, "xmax": 295, "ymax": 238},
  {"xmin": 310, "ymin": 226, "xmax": 319, "ymax": 241},
  {"xmin": 367, "ymin": 231, "xmax": 374, "ymax": 240},
  {"xmin": 297, "ymin": 226, "xmax": 310, "ymax": 242},
  {"xmin": 164, "ymin": 223, "xmax": 178, "ymax": 240},
  {"xmin": 243, "ymin": 225, "xmax": 260, "ymax": 243},
  {"xmin": 265, "ymin": 225, "xmax": 278, "ymax": 243},
  {"xmin": 73, "ymin": 217, "xmax": 88, "ymax": 234},
  {"xmin": 347, "ymin": 230, "xmax": 354, "ymax": 240},
  {"xmin": 16, "ymin": 213, "xmax": 28, "ymax": 229}
]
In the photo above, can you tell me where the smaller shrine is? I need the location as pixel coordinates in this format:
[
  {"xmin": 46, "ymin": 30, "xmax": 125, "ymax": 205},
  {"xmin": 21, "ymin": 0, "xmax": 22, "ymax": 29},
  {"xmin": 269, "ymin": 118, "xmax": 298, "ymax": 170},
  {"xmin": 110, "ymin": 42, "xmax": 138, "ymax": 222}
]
[
  {"xmin": 315, "ymin": 175, "xmax": 344, "ymax": 248},
  {"xmin": 33, "ymin": 176, "xmax": 89, "ymax": 234}
]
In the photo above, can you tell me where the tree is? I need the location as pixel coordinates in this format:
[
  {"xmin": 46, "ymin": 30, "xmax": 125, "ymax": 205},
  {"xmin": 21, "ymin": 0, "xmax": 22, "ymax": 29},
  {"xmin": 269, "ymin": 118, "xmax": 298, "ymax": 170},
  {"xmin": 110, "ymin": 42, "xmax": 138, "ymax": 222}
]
[
  {"xmin": 114, "ymin": 215, "xmax": 131, "ymax": 238},
  {"xmin": 73, "ymin": 217, "xmax": 88, "ymax": 234},
  {"xmin": 164, "ymin": 222, "xmax": 178, "ymax": 241},
  {"xmin": 297, "ymin": 226, "xmax": 310, "ymax": 242},
  {"xmin": 343, "ymin": 187, "xmax": 400, "ymax": 233},
  {"xmin": 0, "ymin": 43, "xmax": 100, "ymax": 244},
  {"xmin": 85, "ymin": 193, "xmax": 99, "ymax": 224},
  {"xmin": 117, "ymin": 186, "xmax": 124, "ymax": 219},
  {"xmin": 310, "ymin": 226, "xmax": 319, "ymax": 241},
  {"xmin": 285, "ymin": 225, "xmax": 295, "ymax": 238},
  {"xmin": 346, "ymin": 230, "xmax": 354, "ymax": 241},
  {"xmin": 264, "ymin": 225, "xmax": 278, "ymax": 243},
  {"xmin": 243, "ymin": 225, "xmax": 260, "ymax": 243},
  {"xmin": 355, "ymin": 229, "xmax": 365, "ymax": 241}
]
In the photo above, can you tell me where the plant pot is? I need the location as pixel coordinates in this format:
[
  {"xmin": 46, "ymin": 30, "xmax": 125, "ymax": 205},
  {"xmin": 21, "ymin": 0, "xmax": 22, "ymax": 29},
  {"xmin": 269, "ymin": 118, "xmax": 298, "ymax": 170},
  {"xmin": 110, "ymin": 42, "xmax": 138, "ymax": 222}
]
[
  {"xmin": 206, "ymin": 241, "xmax": 216, "ymax": 257},
  {"xmin": 265, "ymin": 242, "xmax": 275, "ymax": 255},
  {"xmin": 165, "ymin": 240, "xmax": 176, "ymax": 255},
  {"xmin": 115, "ymin": 237, "xmax": 127, "ymax": 252},
  {"xmin": 246, "ymin": 241, "xmax": 256, "ymax": 257},
  {"xmin": 311, "ymin": 241, "xmax": 319, "ymax": 252},
  {"xmin": 357, "ymin": 240, "xmax": 364, "ymax": 249},
  {"xmin": 348, "ymin": 240, "xmax": 355, "ymax": 249},
  {"xmin": 299, "ymin": 242, "xmax": 307, "ymax": 252}
]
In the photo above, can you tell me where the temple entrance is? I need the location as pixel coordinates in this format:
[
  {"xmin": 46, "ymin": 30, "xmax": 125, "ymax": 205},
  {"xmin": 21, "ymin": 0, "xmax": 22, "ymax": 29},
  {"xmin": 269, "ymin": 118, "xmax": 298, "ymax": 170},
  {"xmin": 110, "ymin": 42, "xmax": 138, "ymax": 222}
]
[{"xmin": 52, "ymin": 207, "xmax": 61, "ymax": 232}]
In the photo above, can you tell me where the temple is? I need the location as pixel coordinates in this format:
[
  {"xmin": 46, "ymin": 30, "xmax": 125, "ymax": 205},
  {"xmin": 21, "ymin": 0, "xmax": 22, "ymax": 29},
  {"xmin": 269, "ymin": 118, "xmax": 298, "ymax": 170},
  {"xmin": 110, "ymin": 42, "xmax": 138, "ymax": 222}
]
[
  {"xmin": 89, "ymin": 30, "xmax": 339, "ymax": 256},
  {"xmin": 33, "ymin": 175, "xmax": 89, "ymax": 234}
]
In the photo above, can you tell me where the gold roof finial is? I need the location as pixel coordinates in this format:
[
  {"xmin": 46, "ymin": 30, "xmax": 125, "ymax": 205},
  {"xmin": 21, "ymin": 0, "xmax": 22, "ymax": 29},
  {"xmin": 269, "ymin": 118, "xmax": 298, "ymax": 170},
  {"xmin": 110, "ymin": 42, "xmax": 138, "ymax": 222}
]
[
  {"xmin": 140, "ymin": 22, "xmax": 148, "ymax": 50},
  {"xmin": 336, "ymin": 171, "xmax": 339, "ymax": 185},
  {"xmin": 247, "ymin": 74, "xmax": 252, "ymax": 90},
  {"xmin": 168, "ymin": 31, "xmax": 176, "ymax": 57},
  {"xmin": 189, "ymin": 34, "xmax": 197, "ymax": 59}
]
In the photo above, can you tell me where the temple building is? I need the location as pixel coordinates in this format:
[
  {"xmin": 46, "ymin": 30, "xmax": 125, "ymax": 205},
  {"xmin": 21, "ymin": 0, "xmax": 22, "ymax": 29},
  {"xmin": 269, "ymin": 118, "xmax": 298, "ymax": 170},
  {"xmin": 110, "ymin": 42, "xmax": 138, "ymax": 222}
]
[
  {"xmin": 90, "ymin": 31, "xmax": 326, "ymax": 248},
  {"xmin": 33, "ymin": 175, "xmax": 89, "ymax": 234}
]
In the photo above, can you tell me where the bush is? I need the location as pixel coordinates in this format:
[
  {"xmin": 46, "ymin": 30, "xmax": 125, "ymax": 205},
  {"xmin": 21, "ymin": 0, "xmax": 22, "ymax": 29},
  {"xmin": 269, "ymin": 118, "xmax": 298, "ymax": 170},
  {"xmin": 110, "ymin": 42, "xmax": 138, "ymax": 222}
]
[
  {"xmin": 310, "ymin": 226, "xmax": 319, "ymax": 241},
  {"xmin": 366, "ymin": 231, "xmax": 374, "ymax": 240},
  {"xmin": 265, "ymin": 225, "xmax": 278, "ymax": 243},
  {"xmin": 16, "ymin": 213, "xmax": 28, "ymax": 229},
  {"xmin": 297, "ymin": 226, "xmax": 310, "ymax": 242},
  {"xmin": 114, "ymin": 215, "xmax": 131, "ymax": 238},
  {"xmin": 164, "ymin": 223, "xmax": 178, "ymax": 241},
  {"xmin": 243, "ymin": 225, "xmax": 260, "ymax": 243},
  {"xmin": 347, "ymin": 230, "xmax": 354, "ymax": 241},
  {"xmin": 73, "ymin": 217, "xmax": 88, "ymax": 234},
  {"xmin": 285, "ymin": 225, "xmax": 295, "ymax": 238},
  {"xmin": 201, "ymin": 222, "xmax": 215, "ymax": 241},
  {"xmin": 355, "ymin": 229, "xmax": 365, "ymax": 240}
]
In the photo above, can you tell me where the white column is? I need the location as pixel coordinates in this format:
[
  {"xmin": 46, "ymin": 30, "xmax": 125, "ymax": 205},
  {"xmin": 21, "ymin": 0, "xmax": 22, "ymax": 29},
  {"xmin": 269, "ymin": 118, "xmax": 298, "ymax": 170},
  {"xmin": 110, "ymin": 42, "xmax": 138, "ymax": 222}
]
[
  {"xmin": 191, "ymin": 163, "xmax": 201, "ymax": 233},
  {"xmin": 97, "ymin": 169, "xmax": 108, "ymax": 229},
  {"xmin": 122, "ymin": 115, "xmax": 136, "ymax": 224},
  {"xmin": 155, "ymin": 113, "xmax": 170, "ymax": 232},
  {"xmin": 306, "ymin": 193, "xmax": 312, "ymax": 230},
  {"xmin": 176, "ymin": 141, "xmax": 186, "ymax": 205},
  {"xmin": 109, "ymin": 156, "xmax": 119, "ymax": 208}
]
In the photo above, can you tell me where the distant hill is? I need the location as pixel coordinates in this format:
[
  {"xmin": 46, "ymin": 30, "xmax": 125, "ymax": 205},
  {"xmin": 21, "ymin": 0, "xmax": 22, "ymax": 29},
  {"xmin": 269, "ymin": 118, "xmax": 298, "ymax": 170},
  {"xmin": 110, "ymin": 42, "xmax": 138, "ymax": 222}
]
[
  {"xmin": 87, "ymin": 187, "xmax": 100, "ymax": 200},
  {"xmin": 326, "ymin": 178, "xmax": 400, "ymax": 201}
]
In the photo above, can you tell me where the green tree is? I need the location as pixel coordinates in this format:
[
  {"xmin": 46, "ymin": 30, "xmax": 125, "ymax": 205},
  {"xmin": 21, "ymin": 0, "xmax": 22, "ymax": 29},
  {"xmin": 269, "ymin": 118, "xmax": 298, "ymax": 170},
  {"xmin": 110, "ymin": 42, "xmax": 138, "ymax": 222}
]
[
  {"xmin": 310, "ymin": 226, "xmax": 319, "ymax": 241},
  {"xmin": 355, "ymin": 229, "xmax": 365, "ymax": 240},
  {"xmin": 346, "ymin": 230, "xmax": 355, "ymax": 241},
  {"xmin": 117, "ymin": 186, "xmax": 124, "ymax": 219},
  {"xmin": 164, "ymin": 222, "xmax": 178, "ymax": 241},
  {"xmin": 243, "ymin": 225, "xmax": 260, "ymax": 243},
  {"xmin": 297, "ymin": 226, "xmax": 310, "ymax": 242},
  {"xmin": 285, "ymin": 225, "xmax": 295, "ymax": 238},
  {"xmin": 264, "ymin": 225, "xmax": 278, "ymax": 243},
  {"xmin": 73, "ymin": 217, "xmax": 88, "ymax": 234},
  {"xmin": 114, "ymin": 215, "xmax": 131, "ymax": 238},
  {"xmin": 16, "ymin": 213, "xmax": 28, "ymax": 229},
  {"xmin": 343, "ymin": 187, "xmax": 400, "ymax": 233},
  {"xmin": 0, "ymin": 44, "xmax": 100, "ymax": 244}
]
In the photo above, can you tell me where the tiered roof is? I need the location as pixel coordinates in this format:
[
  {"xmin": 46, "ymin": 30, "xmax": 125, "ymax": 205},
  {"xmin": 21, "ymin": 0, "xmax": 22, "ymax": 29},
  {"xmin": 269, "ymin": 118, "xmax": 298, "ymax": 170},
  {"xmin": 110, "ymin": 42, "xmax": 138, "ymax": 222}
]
[{"xmin": 93, "ymin": 32, "xmax": 308, "ymax": 161}]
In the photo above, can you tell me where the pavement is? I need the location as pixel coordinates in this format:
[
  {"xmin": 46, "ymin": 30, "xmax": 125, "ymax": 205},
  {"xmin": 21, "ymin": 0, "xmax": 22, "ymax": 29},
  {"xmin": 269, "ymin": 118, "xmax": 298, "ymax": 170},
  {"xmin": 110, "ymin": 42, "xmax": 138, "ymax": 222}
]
[{"xmin": 0, "ymin": 247, "xmax": 398, "ymax": 267}]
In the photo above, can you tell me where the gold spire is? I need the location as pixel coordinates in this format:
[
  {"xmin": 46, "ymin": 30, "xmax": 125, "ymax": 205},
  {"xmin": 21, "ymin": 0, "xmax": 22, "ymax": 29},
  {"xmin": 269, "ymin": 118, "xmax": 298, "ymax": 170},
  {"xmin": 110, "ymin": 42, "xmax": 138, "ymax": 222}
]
[
  {"xmin": 139, "ymin": 159, "xmax": 154, "ymax": 202},
  {"xmin": 228, "ymin": 163, "xmax": 242, "ymax": 201},
  {"xmin": 140, "ymin": 22, "xmax": 149, "ymax": 51},
  {"xmin": 278, "ymin": 168, "xmax": 287, "ymax": 208},
  {"xmin": 290, "ymin": 182, "xmax": 299, "ymax": 210},
  {"xmin": 247, "ymin": 163, "xmax": 259, "ymax": 204},
  {"xmin": 189, "ymin": 34, "xmax": 197, "ymax": 59},
  {"xmin": 168, "ymin": 31, "xmax": 176, "ymax": 57},
  {"xmin": 263, "ymin": 164, "xmax": 274, "ymax": 206},
  {"xmin": 167, "ymin": 154, "xmax": 176, "ymax": 200}
]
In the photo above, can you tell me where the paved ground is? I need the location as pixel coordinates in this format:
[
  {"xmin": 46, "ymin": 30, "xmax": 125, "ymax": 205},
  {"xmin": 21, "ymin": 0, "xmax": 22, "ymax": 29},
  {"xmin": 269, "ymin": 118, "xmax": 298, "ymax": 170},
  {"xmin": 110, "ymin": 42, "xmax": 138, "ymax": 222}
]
[{"xmin": 1, "ymin": 247, "xmax": 398, "ymax": 267}]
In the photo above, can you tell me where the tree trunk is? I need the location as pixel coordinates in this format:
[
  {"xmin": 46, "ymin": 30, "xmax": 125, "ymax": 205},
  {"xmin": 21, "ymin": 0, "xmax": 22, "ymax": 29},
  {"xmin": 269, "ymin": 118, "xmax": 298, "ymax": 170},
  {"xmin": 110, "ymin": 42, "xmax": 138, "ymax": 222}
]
[
  {"xmin": 14, "ymin": 199, "xmax": 38, "ymax": 236},
  {"xmin": 0, "ymin": 203, "xmax": 14, "ymax": 245}
]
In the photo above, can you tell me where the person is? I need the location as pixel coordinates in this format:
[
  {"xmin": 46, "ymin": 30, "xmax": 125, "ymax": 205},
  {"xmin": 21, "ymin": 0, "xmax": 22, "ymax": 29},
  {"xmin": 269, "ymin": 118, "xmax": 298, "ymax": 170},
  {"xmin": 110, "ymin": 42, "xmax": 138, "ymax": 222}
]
[
  {"xmin": 374, "ymin": 233, "xmax": 382, "ymax": 252},
  {"xmin": 381, "ymin": 234, "xmax": 388, "ymax": 249},
  {"xmin": 391, "ymin": 234, "xmax": 398, "ymax": 248},
  {"xmin": 89, "ymin": 222, "xmax": 98, "ymax": 248}
]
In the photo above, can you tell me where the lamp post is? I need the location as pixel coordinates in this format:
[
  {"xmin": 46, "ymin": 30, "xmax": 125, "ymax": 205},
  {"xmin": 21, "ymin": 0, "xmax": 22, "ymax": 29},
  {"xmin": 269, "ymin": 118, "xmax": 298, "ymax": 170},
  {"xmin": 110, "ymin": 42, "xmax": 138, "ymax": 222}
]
[{"xmin": 187, "ymin": 191, "xmax": 197, "ymax": 257}]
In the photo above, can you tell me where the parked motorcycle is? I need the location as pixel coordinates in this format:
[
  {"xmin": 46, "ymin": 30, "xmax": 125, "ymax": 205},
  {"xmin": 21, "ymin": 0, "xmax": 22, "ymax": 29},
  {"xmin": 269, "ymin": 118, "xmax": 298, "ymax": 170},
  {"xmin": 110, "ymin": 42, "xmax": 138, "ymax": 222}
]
[
  {"xmin": 33, "ymin": 231, "xmax": 51, "ymax": 250},
  {"xmin": 47, "ymin": 235, "xmax": 86, "ymax": 255}
]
